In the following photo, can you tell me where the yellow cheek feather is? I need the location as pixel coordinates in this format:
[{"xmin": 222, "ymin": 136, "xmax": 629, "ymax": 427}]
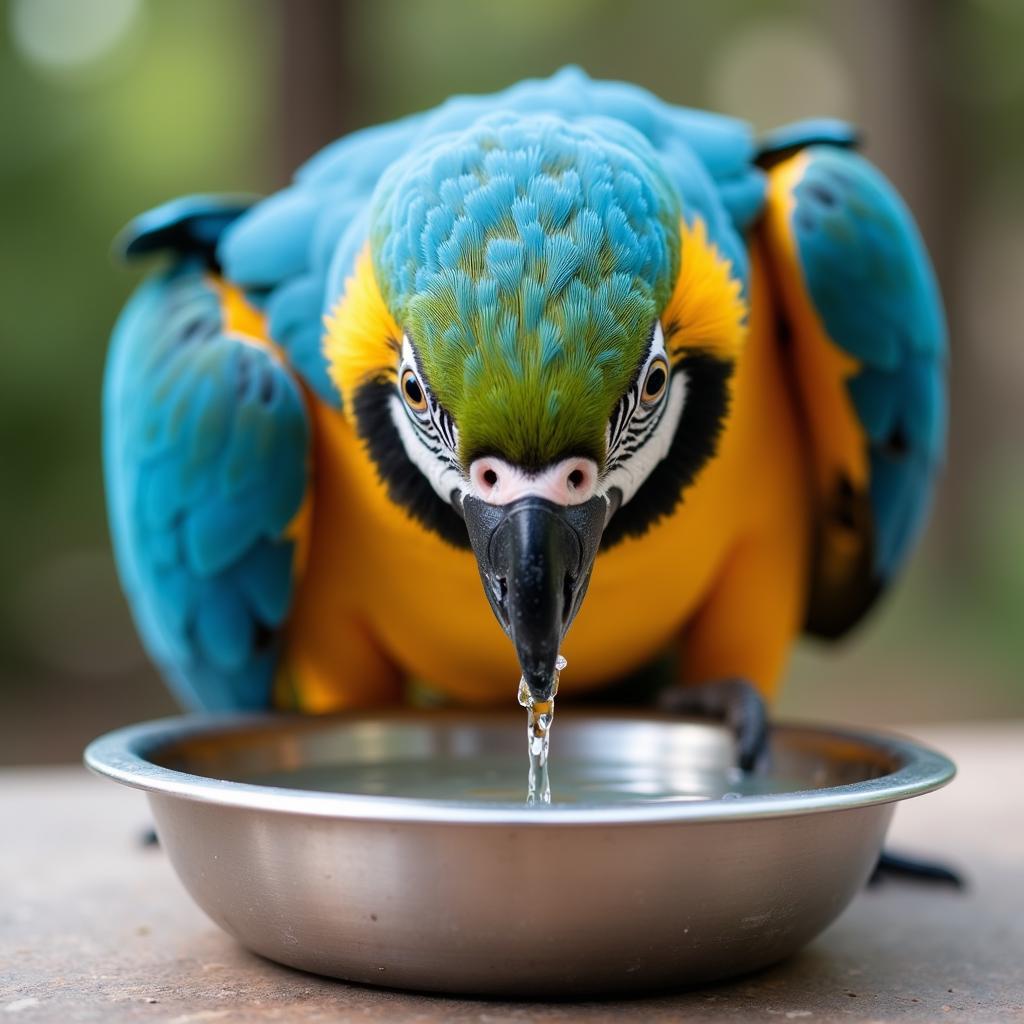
[
  {"xmin": 661, "ymin": 216, "xmax": 748, "ymax": 365},
  {"xmin": 323, "ymin": 245, "xmax": 403, "ymax": 419}
]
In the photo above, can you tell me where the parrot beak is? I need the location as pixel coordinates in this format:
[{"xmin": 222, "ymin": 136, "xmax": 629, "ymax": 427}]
[{"xmin": 461, "ymin": 493, "xmax": 614, "ymax": 703}]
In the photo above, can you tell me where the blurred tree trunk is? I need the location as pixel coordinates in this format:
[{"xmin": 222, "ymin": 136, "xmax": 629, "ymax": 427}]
[
  {"xmin": 273, "ymin": 0, "xmax": 358, "ymax": 185},
  {"xmin": 829, "ymin": 0, "xmax": 982, "ymax": 582}
]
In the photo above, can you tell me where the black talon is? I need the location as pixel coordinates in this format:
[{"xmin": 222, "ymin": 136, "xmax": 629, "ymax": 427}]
[
  {"xmin": 650, "ymin": 684, "xmax": 963, "ymax": 884},
  {"xmin": 869, "ymin": 850, "xmax": 965, "ymax": 889},
  {"xmin": 656, "ymin": 678, "xmax": 769, "ymax": 772}
]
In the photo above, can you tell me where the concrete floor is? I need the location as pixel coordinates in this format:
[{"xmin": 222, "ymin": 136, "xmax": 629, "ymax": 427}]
[{"xmin": 1, "ymin": 724, "xmax": 1022, "ymax": 1022}]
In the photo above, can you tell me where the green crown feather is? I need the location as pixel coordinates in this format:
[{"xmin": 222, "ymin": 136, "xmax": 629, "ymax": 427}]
[{"xmin": 371, "ymin": 113, "xmax": 681, "ymax": 468}]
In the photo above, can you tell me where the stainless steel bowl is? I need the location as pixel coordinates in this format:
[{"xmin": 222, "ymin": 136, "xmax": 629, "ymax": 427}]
[{"xmin": 85, "ymin": 711, "xmax": 954, "ymax": 996}]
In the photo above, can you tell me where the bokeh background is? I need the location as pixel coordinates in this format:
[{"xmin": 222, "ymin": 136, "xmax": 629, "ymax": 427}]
[{"xmin": 2, "ymin": 0, "xmax": 1021, "ymax": 764}]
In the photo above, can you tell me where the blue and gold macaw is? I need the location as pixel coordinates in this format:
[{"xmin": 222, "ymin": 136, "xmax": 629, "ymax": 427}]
[{"xmin": 104, "ymin": 68, "xmax": 945, "ymax": 764}]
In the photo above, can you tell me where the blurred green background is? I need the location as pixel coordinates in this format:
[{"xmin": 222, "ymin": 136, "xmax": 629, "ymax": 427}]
[{"xmin": 1, "ymin": 0, "xmax": 1021, "ymax": 763}]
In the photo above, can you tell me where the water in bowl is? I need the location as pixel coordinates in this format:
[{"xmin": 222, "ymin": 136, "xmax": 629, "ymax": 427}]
[
  {"xmin": 236, "ymin": 659, "xmax": 810, "ymax": 806},
  {"xmin": 239, "ymin": 754, "xmax": 804, "ymax": 806}
]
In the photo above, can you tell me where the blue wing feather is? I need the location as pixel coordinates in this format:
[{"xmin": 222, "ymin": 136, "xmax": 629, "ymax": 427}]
[
  {"xmin": 788, "ymin": 146, "xmax": 947, "ymax": 584},
  {"xmin": 104, "ymin": 264, "xmax": 309, "ymax": 709},
  {"xmin": 116, "ymin": 194, "xmax": 257, "ymax": 263},
  {"xmin": 757, "ymin": 118, "xmax": 858, "ymax": 161}
]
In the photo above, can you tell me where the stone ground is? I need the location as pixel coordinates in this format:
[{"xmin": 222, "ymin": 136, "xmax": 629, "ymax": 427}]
[{"xmin": 1, "ymin": 724, "xmax": 1022, "ymax": 1023}]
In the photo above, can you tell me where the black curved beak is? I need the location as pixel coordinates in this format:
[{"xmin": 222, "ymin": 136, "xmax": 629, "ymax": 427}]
[{"xmin": 461, "ymin": 493, "xmax": 615, "ymax": 703}]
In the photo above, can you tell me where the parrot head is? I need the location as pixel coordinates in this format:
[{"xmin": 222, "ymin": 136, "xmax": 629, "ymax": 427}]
[{"xmin": 327, "ymin": 114, "xmax": 746, "ymax": 701}]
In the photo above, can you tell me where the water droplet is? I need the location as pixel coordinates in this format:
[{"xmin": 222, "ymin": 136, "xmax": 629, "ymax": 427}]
[{"xmin": 521, "ymin": 654, "xmax": 566, "ymax": 806}]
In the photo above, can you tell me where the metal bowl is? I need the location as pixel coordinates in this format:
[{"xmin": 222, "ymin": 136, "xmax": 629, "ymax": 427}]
[{"xmin": 85, "ymin": 711, "xmax": 954, "ymax": 996}]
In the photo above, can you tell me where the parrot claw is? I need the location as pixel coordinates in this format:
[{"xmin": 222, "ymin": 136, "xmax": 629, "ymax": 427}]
[
  {"xmin": 656, "ymin": 677, "xmax": 769, "ymax": 772},
  {"xmin": 869, "ymin": 850, "xmax": 965, "ymax": 889}
]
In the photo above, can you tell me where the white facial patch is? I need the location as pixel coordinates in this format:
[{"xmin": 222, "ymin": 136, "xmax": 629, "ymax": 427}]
[
  {"xmin": 389, "ymin": 395, "xmax": 465, "ymax": 503},
  {"xmin": 390, "ymin": 325, "xmax": 687, "ymax": 513},
  {"xmin": 599, "ymin": 321, "xmax": 687, "ymax": 507},
  {"xmin": 390, "ymin": 336, "xmax": 465, "ymax": 505},
  {"xmin": 600, "ymin": 374, "xmax": 686, "ymax": 506}
]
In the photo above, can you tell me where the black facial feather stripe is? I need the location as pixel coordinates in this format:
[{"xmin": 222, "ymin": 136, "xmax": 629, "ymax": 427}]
[
  {"xmin": 438, "ymin": 408, "xmax": 458, "ymax": 451},
  {"xmin": 607, "ymin": 383, "xmax": 667, "ymax": 467},
  {"xmin": 608, "ymin": 400, "xmax": 623, "ymax": 447},
  {"xmin": 405, "ymin": 334, "xmax": 459, "ymax": 456},
  {"xmin": 600, "ymin": 352, "xmax": 734, "ymax": 549},
  {"xmin": 352, "ymin": 378, "xmax": 472, "ymax": 550},
  {"xmin": 608, "ymin": 398, "xmax": 630, "ymax": 450},
  {"xmin": 409, "ymin": 416, "xmax": 438, "ymax": 450},
  {"xmin": 406, "ymin": 399, "xmax": 460, "ymax": 470}
]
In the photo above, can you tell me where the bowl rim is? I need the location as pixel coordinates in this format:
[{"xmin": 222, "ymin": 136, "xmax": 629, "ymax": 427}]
[{"xmin": 83, "ymin": 710, "xmax": 956, "ymax": 826}]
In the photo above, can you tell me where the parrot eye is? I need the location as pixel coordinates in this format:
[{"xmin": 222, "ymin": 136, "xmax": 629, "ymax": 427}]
[
  {"xmin": 400, "ymin": 367, "xmax": 428, "ymax": 413},
  {"xmin": 641, "ymin": 357, "xmax": 669, "ymax": 406}
]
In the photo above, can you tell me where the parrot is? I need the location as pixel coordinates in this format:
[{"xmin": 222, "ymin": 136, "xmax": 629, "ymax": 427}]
[{"xmin": 104, "ymin": 67, "xmax": 947, "ymax": 780}]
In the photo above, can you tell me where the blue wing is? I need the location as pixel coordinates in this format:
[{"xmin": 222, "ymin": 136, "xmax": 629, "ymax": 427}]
[
  {"xmin": 114, "ymin": 193, "xmax": 258, "ymax": 263},
  {"xmin": 104, "ymin": 252, "xmax": 310, "ymax": 709},
  {"xmin": 214, "ymin": 66, "xmax": 764, "ymax": 405},
  {"xmin": 763, "ymin": 143, "xmax": 947, "ymax": 635}
]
